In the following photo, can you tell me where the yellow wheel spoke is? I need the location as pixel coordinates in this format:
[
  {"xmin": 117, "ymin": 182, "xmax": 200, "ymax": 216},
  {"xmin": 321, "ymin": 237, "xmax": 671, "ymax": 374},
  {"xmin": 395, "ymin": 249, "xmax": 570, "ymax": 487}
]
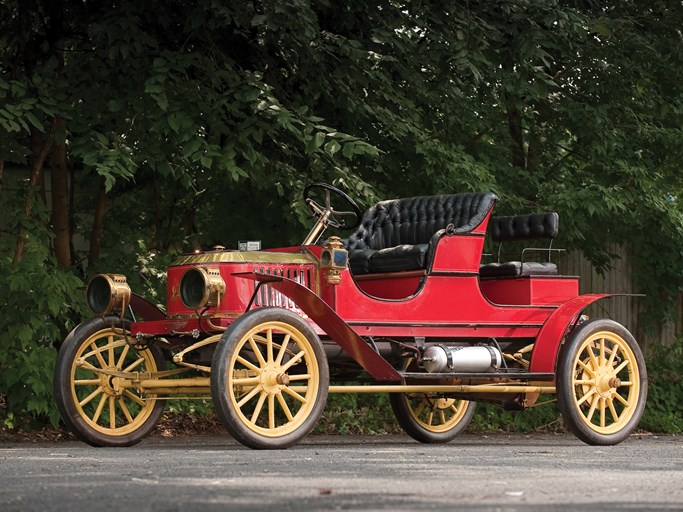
[
  {"xmin": 607, "ymin": 346, "xmax": 618, "ymax": 367},
  {"xmin": 450, "ymin": 404, "xmax": 459, "ymax": 415},
  {"xmin": 280, "ymin": 350, "xmax": 305, "ymax": 372},
  {"xmin": 573, "ymin": 379, "xmax": 594, "ymax": 385},
  {"xmin": 439, "ymin": 410, "xmax": 447, "ymax": 425},
  {"xmin": 287, "ymin": 374, "xmax": 311, "ymax": 382},
  {"xmin": 613, "ymin": 359, "xmax": 630, "ymax": 375},
  {"xmin": 116, "ymin": 344, "xmax": 130, "ymax": 369},
  {"xmin": 92, "ymin": 394, "xmax": 107, "ymax": 423},
  {"xmin": 576, "ymin": 387, "xmax": 596, "ymax": 406},
  {"xmin": 118, "ymin": 398, "xmax": 134, "ymax": 423},
  {"xmin": 577, "ymin": 359, "xmax": 595, "ymax": 376},
  {"xmin": 109, "ymin": 397, "xmax": 116, "ymax": 429},
  {"xmin": 414, "ymin": 400, "xmax": 427, "ymax": 417},
  {"xmin": 236, "ymin": 355, "xmax": 260, "ymax": 373},
  {"xmin": 90, "ymin": 342, "xmax": 108, "ymax": 369},
  {"xmin": 276, "ymin": 392, "xmax": 294, "ymax": 422},
  {"xmin": 266, "ymin": 329, "xmax": 274, "ymax": 363},
  {"xmin": 607, "ymin": 397, "xmax": 620, "ymax": 423},
  {"xmin": 248, "ymin": 336, "xmax": 267, "ymax": 367},
  {"xmin": 250, "ymin": 392, "xmax": 268, "ymax": 424},
  {"xmin": 237, "ymin": 385, "xmax": 263, "ymax": 409},
  {"xmin": 585, "ymin": 395, "xmax": 599, "ymax": 422},
  {"xmin": 275, "ymin": 335, "xmax": 291, "ymax": 365},
  {"xmin": 282, "ymin": 386, "xmax": 308, "ymax": 404},
  {"xmin": 123, "ymin": 390, "xmax": 146, "ymax": 407},
  {"xmin": 79, "ymin": 386, "xmax": 104, "ymax": 407},
  {"xmin": 427, "ymin": 411, "xmax": 434, "ymax": 426},
  {"xmin": 599, "ymin": 338, "xmax": 606, "ymax": 365},
  {"xmin": 620, "ymin": 381, "xmax": 633, "ymax": 386},
  {"xmin": 614, "ymin": 393, "xmax": 630, "ymax": 407},
  {"xmin": 599, "ymin": 397, "xmax": 606, "ymax": 428},
  {"xmin": 268, "ymin": 394, "xmax": 275, "ymax": 429},
  {"xmin": 108, "ymin": 335, "xmax": 115, "ymax": 367},
  {"xmin": 587, "ymin": 344, "xmax": 599, "ymax": 370},
  {"xmin": 123, "ymin": 357, "xmax": 145, "ymax": 372}
]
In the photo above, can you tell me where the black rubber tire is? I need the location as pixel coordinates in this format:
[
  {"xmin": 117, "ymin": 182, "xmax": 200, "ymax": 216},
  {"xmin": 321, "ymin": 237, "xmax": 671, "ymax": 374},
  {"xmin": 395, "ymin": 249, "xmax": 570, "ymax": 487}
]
[
  {"xmin": 53, "ymin": 317, "xmax": 166, "ymax": 447},
  {"xmin": 556, "ymin": 319, "xmax": 648, "ymax": 446},
  {"xmin": 390, "ymin": 393, "xmax": 476, "ymax": 443},
  {"xmin": 211, "ymin": 307, "xmax": 329, "ymax": 449}
]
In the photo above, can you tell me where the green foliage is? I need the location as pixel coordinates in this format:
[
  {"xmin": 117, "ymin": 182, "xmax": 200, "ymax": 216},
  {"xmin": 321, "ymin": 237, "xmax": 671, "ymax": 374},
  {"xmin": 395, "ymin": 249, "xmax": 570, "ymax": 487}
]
[
  {"xmin": 640, "ymin": 343, "xmax": 683, "ymax": 434},
  {"xmin": 316, "ymin": 393, "xmax": 399, "ymax": 436},
  {"xmin": 0, "ymin": 224, "xmax": 86, "ymax": 428},
  {"xmin": 471, "ymin": 401, "xmax": 562, "ymax": 434}
]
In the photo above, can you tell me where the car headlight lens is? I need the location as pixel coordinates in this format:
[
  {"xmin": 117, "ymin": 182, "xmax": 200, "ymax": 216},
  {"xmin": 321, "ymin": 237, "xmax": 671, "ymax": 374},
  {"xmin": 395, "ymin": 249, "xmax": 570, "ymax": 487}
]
[
  {"xmin": 86, "ymin": 274, "xmax": 131, "ymax": 316},
  {"xmin": 180, "ymin": 267, "xmax": 225, "ymax": 309}
]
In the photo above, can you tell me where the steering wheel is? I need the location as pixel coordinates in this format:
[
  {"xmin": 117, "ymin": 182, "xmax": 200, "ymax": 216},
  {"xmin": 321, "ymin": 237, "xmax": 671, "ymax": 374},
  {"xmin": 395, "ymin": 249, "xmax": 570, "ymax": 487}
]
[
  {"xmin": 302, "ymin": 183, "xmax": 362, "ymax": 245},
  {"xmin": 304, "ymin": 183, "xmax": 362, "ymax": 230}
]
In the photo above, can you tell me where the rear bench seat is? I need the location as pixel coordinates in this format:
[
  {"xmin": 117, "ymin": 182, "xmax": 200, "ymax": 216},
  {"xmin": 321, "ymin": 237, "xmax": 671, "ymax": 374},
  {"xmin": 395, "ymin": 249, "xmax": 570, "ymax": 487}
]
[
  {"xmin": 479, "ymin": 212, "xmax": 559, "ymax": 278},
  {"xmin": 344, "ymin": 192, "xmax": 497, "ymax": 275}
]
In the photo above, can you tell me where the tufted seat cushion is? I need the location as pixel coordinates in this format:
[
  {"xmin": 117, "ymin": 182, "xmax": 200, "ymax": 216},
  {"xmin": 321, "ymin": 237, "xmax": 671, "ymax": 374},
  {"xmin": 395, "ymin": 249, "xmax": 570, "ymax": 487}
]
[
  {"xmin": 479, "ymin": 212, "xmax": 560, "ymax": 278},
  {"xmin": 345, "ymin": 192, "xmax": 497, "ymax": 275},
  {"xmin": 479, "ymin": 261, "xmax": 558, "ymax": 278}
]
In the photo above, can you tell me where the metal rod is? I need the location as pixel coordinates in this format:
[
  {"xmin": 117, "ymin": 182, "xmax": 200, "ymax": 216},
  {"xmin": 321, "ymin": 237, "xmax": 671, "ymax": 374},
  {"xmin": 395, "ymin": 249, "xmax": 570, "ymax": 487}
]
[{"xmin": 327, "ymin": 384, "xmax": 556, "ymax": 394}]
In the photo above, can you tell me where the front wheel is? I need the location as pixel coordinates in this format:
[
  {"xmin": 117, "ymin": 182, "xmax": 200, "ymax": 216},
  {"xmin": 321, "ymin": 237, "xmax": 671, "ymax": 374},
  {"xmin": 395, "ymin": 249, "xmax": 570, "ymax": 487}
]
[
  {"xmin": 211, "ymin": 308, "xmax": 329, "ymax": 449},
  {"xmin": 390, "ymin": 393, "xmax": 476, "ymax": 443},
  {"xmin": 556, "ymin": 319, "xmax": 647, "ymax": 445},
  {"xmin": 53, "ymin": 317, "xmax": 166, "ymax": 447}
]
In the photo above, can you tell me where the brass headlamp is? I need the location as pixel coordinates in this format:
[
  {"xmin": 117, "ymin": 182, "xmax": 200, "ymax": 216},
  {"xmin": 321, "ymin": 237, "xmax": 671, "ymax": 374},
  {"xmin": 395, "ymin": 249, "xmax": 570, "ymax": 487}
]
[
  {"xmin": 86, "ymin": 274, "xmax": 131, "ymax": 316},
  {"xmin": 321, "ymin": 236, "xmax": 348, "ymax": 285},
  {"xmin": 179, "ymin": 267, "xmax": 226, "ymax": 310}
]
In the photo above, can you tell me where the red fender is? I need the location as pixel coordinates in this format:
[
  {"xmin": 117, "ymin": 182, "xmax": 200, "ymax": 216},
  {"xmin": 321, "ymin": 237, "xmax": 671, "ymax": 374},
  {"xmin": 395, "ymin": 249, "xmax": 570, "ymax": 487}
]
[
  {"xmin": 129, "ymin": 293, "xmax": 166, "ymax": 322},
  {"xmin": 236, "ymin": 272, "xmax": 402, "ymax": 382},
  {"xmin": 529, "ymin": 294, "xmax": 614, "ymax": 373}
]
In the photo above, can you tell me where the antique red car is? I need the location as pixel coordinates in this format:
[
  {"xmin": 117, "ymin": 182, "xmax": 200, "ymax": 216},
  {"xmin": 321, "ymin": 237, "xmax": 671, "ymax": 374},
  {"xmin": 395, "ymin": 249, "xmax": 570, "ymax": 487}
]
[{"xmin": 54, "ymin": 183, "xmax": 647, "ymax": 449}]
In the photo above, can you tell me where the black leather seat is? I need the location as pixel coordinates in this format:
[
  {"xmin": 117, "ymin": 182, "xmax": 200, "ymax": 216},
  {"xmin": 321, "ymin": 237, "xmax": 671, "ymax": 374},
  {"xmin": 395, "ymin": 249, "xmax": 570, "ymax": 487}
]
[
  {"xmin": 479, "ymin": 212, "xmax": 559, "ymax": 278},
  {"xmin": 345, "ymin": 192, "xmax": 498, "ymax": 275}
]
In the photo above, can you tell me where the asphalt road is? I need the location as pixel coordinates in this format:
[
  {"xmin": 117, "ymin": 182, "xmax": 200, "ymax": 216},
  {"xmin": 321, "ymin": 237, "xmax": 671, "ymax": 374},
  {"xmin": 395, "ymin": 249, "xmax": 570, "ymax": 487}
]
[{"xmin": 1, "ymin": 433, "xmax": 682, "ymax": 511}]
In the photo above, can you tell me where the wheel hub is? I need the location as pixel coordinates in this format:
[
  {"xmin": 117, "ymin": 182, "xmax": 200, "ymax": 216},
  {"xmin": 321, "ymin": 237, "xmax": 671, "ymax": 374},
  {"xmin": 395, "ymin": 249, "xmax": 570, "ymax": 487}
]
[{"xmin": 260, "ymin": 363, "xmax": 288, "ymax": 395}]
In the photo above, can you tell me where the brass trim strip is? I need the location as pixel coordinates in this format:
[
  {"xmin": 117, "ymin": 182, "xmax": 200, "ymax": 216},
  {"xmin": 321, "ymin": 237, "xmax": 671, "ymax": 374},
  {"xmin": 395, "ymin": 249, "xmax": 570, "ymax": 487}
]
[{"xmin": 171, "ymin": 251, "xmax": 317, "ymax": 266}]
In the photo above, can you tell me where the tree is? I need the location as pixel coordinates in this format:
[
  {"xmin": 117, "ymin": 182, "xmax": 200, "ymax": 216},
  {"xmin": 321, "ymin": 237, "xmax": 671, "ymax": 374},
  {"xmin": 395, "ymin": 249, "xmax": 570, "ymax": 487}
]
[{"xmin": 1, "ymin": 0, "xmax": 682, "ymax": 427}]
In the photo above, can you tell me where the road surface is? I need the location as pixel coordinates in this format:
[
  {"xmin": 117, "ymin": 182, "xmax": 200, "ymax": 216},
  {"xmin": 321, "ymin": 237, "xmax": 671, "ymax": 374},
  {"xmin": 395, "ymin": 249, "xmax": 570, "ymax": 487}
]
[{"xmin": 1, "ymin": 433, "xmax": 681, "ymax": 511}]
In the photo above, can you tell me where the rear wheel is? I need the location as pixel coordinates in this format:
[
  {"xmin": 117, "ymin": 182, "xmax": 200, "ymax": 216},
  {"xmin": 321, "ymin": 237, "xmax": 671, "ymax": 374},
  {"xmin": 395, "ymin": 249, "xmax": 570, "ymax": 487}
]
[
  {"xmin": 557, "ymin": 319, "xmax": 647, "ymax": 445},
  {"xmin": 390, "ymin": 393, "xmax": 476, "ymax": 443},
  {"xmin": 53, "ymin": 317, "xmax": 165, "ymax": 447},
  {"xmin": 211, "ymin": 308, "xmax": 329, "ymax": 449}
]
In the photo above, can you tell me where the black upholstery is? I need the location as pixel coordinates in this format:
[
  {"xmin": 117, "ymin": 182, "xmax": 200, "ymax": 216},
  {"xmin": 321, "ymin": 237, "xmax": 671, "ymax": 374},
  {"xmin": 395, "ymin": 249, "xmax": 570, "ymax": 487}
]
[
  {"xmin": 345, "ymin": 192, "xmax": 498, "ymax": 275},
  {"xmin": 480, "ymin": 212, "xmax": 560, "ymax": 278},
  {"xmin": 479, "ymin": 261, "xmax": 558, "ymax": 278},
  {"xmin": 489, "ymin": 212, "xmax": 559, "ymax": 242}
]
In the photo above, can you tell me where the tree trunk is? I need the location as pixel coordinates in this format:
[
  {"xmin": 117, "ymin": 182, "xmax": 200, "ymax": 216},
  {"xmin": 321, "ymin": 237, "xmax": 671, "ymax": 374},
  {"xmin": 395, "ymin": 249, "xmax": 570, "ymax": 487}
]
[
  {"xmin": 51, "ymin": 117, "xmax": 72, "ymax": 267},
  {"xmin": 88, "ymin": 175, "xmax": 107, "ymax": 268},
  {"xmin": 14, "ymin": 121, "xmax": 56, "ymax": 265},
  {"xmin": 506, "ymin": 106, "xmax": 527, "ymax": 170}
]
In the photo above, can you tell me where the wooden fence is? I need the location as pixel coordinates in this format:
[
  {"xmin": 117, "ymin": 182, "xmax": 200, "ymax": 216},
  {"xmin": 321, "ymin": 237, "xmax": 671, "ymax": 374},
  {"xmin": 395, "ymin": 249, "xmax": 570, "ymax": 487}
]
[{"xmin": 561, "ymin": 247, "xmax": 683, "ymax": 348}]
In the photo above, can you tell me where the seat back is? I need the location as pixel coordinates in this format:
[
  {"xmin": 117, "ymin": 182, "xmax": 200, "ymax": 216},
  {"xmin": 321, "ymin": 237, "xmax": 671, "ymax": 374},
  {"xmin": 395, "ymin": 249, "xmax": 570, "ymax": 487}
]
[{"xmin": 346, "ymin": 192, "xmax": 498, "ymax": 252}]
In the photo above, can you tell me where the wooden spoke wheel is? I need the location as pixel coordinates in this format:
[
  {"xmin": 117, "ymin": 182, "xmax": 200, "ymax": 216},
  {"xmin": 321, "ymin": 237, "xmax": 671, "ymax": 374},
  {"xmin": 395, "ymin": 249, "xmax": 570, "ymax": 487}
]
[
  {"xmin": 557, "ymin": 319, "xmax": 647, "ymax": 445},
  {"xmin": 390, "ymin": 392, "xmax": 476, "ymax": 443},
  {"xmin": 211, "ymin": 307, "xmax": 329, "ymax": 449},
  {"xmin": 54, "ymin": 317, "xmax": 165, "ymax": 447}
]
